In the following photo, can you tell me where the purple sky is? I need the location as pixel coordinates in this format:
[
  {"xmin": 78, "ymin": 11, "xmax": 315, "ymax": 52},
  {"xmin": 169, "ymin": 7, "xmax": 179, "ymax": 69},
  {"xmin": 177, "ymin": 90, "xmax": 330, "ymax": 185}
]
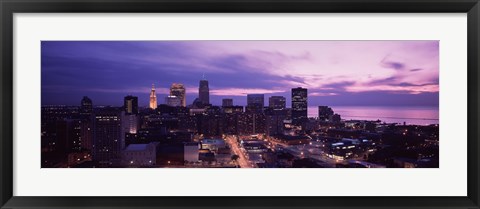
[{"xmin": 41, "ymin": 41, "xmax": 439, "ymax": 107}]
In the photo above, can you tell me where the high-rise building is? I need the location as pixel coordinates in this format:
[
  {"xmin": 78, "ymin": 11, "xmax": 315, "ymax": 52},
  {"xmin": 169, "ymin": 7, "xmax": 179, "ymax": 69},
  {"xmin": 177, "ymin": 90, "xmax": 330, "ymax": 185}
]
[
  {"xmin": 246, "ymin": 94, "xmax": 264, "ymax": 114},
  {"xmin": 56, "ymin": 119, "xmax": 82, "ymax": 153},
  {"xmin": 266, "ymin": 114, "xmax": 287, "ymax": 136},
  {"xmin": 80, "ymin": 96, "xmax": 93, "ymax": 115},
  {"xmin": 291, "ymin": 87, "xmax": 308, "ymax": 125},
  {"xmin": 124, "ymin": 95, "xmax": 138, "ymax": 115},
  {"xmin": 92, "ymin": 108, "xmax": 125, "ymax": 166},
  {"xmin": 149, "ymin": 84, "xmax": 157, "ymax": 109},
  {"xmin": 79, "ymin": 96, "xmax": 93, "ymax": 152},
  {"xmin": 269, "ymin": 96, "xmax": 286, "ymax": 110},
  {"xmin": 165, "ymin": 95, "xmax": 182, "ymax": 107},
  {"xmin": 199, "ymin": 79, "xmax": 210, "ymax": 105},
  {"xmin": 222, "ymin": 98, "xmax": 233, "ymax": 107},
  {"xmin": 170, "ymin": 83, "xmax": 186, "ymax": 107},
  {"xmin": 123, "ymin": 114, "xmax": 139, "ymax": 134},
  {"xmin": 238, "ymin": 113, "xmax": 266, "ymax": 135},
  {"xmin": 222, "ymin": 106, "xmax": 243, "ymax": 114},
  {"xmin": 247, "ymin": 94, "xmax": 264, "ymax": 107}
]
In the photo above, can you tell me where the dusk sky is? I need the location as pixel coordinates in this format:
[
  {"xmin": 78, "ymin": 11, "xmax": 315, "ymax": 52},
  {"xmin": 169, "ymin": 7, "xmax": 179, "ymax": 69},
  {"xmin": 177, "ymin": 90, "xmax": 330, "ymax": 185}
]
[{"xmin": 41, "ymin": 41, "xmax": 439, "ymax": 107}]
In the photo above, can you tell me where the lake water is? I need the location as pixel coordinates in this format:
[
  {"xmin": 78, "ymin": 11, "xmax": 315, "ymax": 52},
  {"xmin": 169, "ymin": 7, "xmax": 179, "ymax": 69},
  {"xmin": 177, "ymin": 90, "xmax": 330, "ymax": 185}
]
[{"xmin": 307, "ymin": 106, "xmax": 439, "ymax": 125}]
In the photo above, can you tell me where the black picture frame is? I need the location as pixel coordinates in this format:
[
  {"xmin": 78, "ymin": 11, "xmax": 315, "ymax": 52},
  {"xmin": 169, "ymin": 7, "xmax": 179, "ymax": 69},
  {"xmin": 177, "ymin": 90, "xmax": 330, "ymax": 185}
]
[{"xmin": 1, "ymin": 0, "xmax": 479, "ymax": 208}]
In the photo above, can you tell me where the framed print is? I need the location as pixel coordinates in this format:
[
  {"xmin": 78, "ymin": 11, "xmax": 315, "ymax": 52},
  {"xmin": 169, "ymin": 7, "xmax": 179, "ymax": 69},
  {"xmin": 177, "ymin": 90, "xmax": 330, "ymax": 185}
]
[{"xmin": 1, "ymin": 0, "xmax": 479, "ymax": 208}]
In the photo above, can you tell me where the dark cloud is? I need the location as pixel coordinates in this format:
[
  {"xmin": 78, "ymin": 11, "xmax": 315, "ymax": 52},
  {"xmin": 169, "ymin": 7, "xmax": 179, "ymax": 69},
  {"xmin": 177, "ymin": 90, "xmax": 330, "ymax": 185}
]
[
  {"xmin": 322, "ymin": 81, "xmax": 356, "ymax": 90},
  {"xmin": 382, "ymin": 61, "xmax": 405, "ymax": 70},
  {"xmin": 41, "ymin": 41, "xmax": 438, "ymax": 107},
  {"xmin": 397, "ymin": 82, "xmax": 437, "ymax": 87},
  {"xmin": 368, "ymin": 76, "xmax": 397, "ymax": 85},
  {"xmin": 410, "ymin": 68, "xmax": 423, "ymax": 72}
]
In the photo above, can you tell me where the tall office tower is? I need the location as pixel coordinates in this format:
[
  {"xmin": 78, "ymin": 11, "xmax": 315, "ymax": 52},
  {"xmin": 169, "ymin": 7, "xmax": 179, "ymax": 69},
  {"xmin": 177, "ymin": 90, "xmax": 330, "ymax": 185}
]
[
  {"xmin": 246, "ymin": 94, "xmax": 264, "ymax": 114},
  {"xmin": 170, "ymin": 83, "xmax": 186, "ymax": 107},
  {"xmin": 79, "ymin": 96, "xmax": 93, "ymax": 151},
  {"xmin": 80, "ymin": 96, "xmax": 93, "ymax": 115},
  {"xmin": 318, "ymin": 106, "xmax": 334, "ymax": 121},
  {"xmin": 93, "ymin": 108, "xmax": 125, "ymax": 166},
  {"xmin": 124, "ymin": 95, "xmax": 138, "ymax": 115},
  {"xmin": 269, "ymin": 96, "xmax": 286, "ymax": 110},
  {"xmin": 291, "ymin": 87, "xmax": 308, "ymax": 125},
  {"xmin": 199, "ymin": 78, "xmax": 210, "ymax": 105},
  {"xmin": 56, "ymin": 119, "xmax": 83, "ymax": 153},
  {"xmin": 149, "ymin": 84, "xmax": 157, "ymax": 110},
  {"xmin": 165, "ymin": 95, "xmax": 182, "ymax": 107},
  {"xmin": 222, "ymin": 98, "xmax": 233, "ymax": 107},
  {"xmin": 122, "ymin": 114, "xmax": 139, "ymax": 134}
]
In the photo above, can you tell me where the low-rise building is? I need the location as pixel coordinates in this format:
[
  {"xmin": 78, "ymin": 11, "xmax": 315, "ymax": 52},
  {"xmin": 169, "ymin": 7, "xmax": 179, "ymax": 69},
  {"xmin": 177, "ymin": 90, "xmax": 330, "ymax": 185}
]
[
  {"xmin": 184, "ymin": 142, "xmax": 200, "ymax": 163},
  {"xmin": 122, "ymin": 142, "xmax": 158, "ymax": 167}
]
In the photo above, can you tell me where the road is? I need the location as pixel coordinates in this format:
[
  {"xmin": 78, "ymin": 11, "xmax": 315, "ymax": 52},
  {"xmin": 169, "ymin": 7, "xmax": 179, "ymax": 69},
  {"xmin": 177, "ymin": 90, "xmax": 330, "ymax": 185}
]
[{"xmin": 225, "ymin": 135, "xmax": 253, "ymax": 168}]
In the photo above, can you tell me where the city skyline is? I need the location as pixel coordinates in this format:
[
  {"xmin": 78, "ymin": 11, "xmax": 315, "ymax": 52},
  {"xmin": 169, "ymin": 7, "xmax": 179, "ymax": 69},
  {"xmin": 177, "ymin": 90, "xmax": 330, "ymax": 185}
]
[
  {"xmin": 41, "ymin": 41, "xmax": 439, "ymax": 107},
  {"xmin": 41, "ymin": 41, "xmax": 439, "ymax": 168}
]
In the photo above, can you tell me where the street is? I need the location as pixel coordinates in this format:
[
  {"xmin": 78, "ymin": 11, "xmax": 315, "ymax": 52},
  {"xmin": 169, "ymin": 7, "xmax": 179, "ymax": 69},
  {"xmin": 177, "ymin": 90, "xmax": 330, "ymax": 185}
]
[{"xmin": 225, "ymin": 135, "xmax": 253, "ymax": 168}]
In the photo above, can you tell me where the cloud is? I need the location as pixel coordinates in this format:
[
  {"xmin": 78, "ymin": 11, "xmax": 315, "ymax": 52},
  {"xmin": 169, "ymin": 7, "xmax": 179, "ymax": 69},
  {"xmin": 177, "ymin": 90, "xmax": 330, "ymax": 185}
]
[
  {"xmin": 210, "ymin": 88, "xmax": 286, "ymax": 96},
  {"xmin": 321, "ymin": 81, "xmax": 356, "ymax": 90},
  {"xmin": 381, "ymin": 61, "xmax": 405, "ymax": 70},
  {"xmin": 310, "ymin": 92, "xmax": 339, "ymax": 96},
  {"xmin": 345, "ymin": 84, "xmax": 439, "ymax": 94},
  {"xmin": 41, "ymin": 41, "xmax": 439, "ymax": 106}
]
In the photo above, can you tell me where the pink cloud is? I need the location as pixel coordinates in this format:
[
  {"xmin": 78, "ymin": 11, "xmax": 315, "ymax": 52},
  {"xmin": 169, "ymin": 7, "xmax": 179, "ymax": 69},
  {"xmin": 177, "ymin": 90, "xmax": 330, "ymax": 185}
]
[{"xmin": 210, "ymin": 88, "xmax": 286, "ymax": 96}]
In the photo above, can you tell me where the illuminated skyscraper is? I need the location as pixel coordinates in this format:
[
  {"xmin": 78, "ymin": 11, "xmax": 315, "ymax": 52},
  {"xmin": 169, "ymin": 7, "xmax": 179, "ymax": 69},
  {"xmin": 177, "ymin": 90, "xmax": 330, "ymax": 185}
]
[
  {"xmin": 124, "ymin": 95, "xmax": 138, "ymax": 115},
  {"xmin": 291, "ymin": 87, "xmax": 308, "ymax": 125},
  {"xmin": 149, "ymin": 84, "xmax": 157, "ymax": 109},
  {"xmin": 165, "ymin": 95, "xmax": 182, "ymax": 107},
  {"xmin": 170, "ymin": 83, "xmax": 186, "ymax": 107},
  {"xmin": 199, "ymin": 77, "xmax": 209, "ymax": 105},
  {"xmin": 246, "ymin": 94, "xmax": 264, "ymax": 114},
  {"xmin": 269, "ymin": 96, "xmax": 286, "ymax": 110}
]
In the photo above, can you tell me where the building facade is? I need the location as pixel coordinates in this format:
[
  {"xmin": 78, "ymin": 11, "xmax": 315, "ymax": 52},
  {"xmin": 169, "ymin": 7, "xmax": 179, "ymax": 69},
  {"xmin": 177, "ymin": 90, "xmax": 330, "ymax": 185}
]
[
  {"xmin": 149, "ymin": 84, "xmax": 157, "ymax": 109},
  {"xmin": 170, "ymin": 83, "xmax": 186, "ymax": 107},
  {"xmin": 93, "ymin": 108, "xmax": 125, "ymax": 166},
  {"xmin": 124, "ymin": 95, "xmax": 138, "ymax": 115},
  {"xmin": 269, "ymin": 96, "xmax": 286, "ymax": 110},
  {"xmin": 199, "ymin": 79, "xmax": 210, "ymax": 105},
  {"xmin": 165, "ymin": 95, "xmax": 182, "ymax": 107},
  {"xmin": 291, "ymin": 87, "xmax": 308, "ymax": 126}
]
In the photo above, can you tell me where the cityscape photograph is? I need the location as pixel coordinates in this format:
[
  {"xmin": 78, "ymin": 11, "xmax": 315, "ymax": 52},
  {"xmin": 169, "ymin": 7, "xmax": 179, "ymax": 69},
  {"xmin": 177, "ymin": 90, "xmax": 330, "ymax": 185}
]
[{"xmin": 41, "ymin": 41, "xmax": 439, "ymax": 168}]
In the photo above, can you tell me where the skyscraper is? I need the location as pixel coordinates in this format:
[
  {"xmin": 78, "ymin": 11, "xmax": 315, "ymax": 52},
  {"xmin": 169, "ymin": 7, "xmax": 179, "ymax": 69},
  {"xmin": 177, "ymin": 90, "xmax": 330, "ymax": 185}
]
[
  {"xmin": 93, "ymin": 108, "xmax": 125, "ymax": 166},
  {"xmin": 124, "ymin": 95, "xmax": 138, "ymax": 115},
  {"xmin": 291, "ymin": 87, "xmax": 308, "ymax": 125},
  {"xmin": 78, "ymin": 96, "xmax": 93, "ymax": 153},
  {"xmin": 269, "ymin": 96, "xmax": 286, "ymax": 110},
  {"xmin": 123, "ymin": 96, "xmax": 139, "ymax": 135},
  {"xmin": 246, "ymin": 94, "xmax": 264, "ymax": 113},
  {"xmin": 170, "ymin": 83, "xmax": 186, "ymax": 107},
  {"xmin": 149, "ymin": 84, "xmax": 157, "ymax": 109},
  {"xmin": 247, "ymin": 94, "xmax": 264, "ymax": 108},
  {"xmin": 222, "ymin": 98, "xmax": 233, "ymax": 107},
  {"xmin": 80, "ymin": 96, "xmax": 93, "ymax": 115},
  {"xmin": 199, "ymin": 79, "xmax": 209, "ymax": 105},
  {"xmin": 165, "ymin": 95, "xmax": 182, "ymax": 107}
]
